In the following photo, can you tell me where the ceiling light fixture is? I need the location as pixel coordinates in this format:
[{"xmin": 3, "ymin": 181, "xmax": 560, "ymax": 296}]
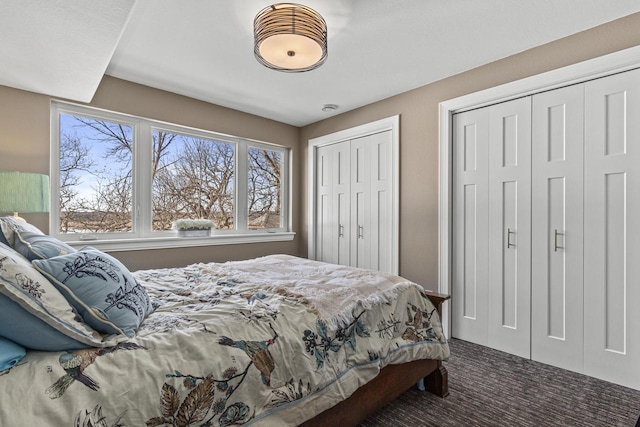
[
  {"xmin": 254, "ymin": 3, "xmax": 327, "ymax": 72},
  {"xmin": 322, "ymin": 104, "xmax": 338, "ymax": 112}
]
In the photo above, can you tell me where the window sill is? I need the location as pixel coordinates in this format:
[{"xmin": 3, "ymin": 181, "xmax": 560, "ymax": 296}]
[{"xmin": 65, "ymin": 232, "xmax": 296, "ymax": 252}]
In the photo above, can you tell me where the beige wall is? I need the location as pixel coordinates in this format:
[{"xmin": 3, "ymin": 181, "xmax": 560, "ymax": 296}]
[
  {"xmin": 2, "ymin": 13, "xmax": 640, "ymax": 277},
  {"xmin": 299, "ymin": 13, "xmax": 640, "ymax": 289},
  {"xmin": 0, "ymin": 76, "xmax": 302, "ymax": 270}
]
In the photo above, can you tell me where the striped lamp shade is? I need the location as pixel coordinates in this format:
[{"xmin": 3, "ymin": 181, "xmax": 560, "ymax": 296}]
[{"xmin": 0, "ymin": 172, "xmax": 50, "ymax": 215}]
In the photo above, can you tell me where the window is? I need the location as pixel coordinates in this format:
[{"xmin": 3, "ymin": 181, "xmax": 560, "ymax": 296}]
[
  {"xmin": 58, "ymin": 112, "xmax": 134, "ymax": 235},
  {"xmin": 51, "ymin": 102, "xmax": 291, "ymax": 249},
  {"xmin": 151, "ymin": 129, "xmax": 236, "ymax": 231},
  {"xmin": 248, "ymin": 147, "xmax": 282, "ymax": 229}
]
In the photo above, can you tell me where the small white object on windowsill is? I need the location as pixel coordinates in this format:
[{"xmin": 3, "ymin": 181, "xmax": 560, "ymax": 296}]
[
  {"xmin": 172, "ymin": 219, "xmax": 214, "ymax": 237},
  {"xmin": 177, "ymin": 228, "xmax": 210, "ymax": 237}
]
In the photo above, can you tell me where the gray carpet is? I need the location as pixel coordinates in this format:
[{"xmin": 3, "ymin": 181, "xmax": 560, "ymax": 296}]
[{"xmin": 361, "ymin": 338, "xmax": 640, "ymax": 426}]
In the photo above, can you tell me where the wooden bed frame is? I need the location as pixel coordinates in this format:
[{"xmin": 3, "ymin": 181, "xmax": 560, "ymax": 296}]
[{"xmin": 302, "ymin": 291, "xmax": 450, "ymax": 426}]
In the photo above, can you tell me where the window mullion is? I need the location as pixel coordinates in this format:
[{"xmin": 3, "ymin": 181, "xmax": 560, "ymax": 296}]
[
  {"xmin": 283, "ymin": 148, "xmax": 291, "ymax": 231},
  {"xmin": 236, "ymin": 141, "xmax": 249, "ymax": 233},
  {"xmin": 136, "ymin": 121, "xmax": 153, "ymax": 237},
  {"xmin": 49, "ymin": 108, "xmax": 62, "ymax": 236}
]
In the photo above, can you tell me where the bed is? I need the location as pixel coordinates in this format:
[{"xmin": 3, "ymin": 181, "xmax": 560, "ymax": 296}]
[{"xmin": 0, "ymin": 218, "xmax": 449, "ymax": 426}]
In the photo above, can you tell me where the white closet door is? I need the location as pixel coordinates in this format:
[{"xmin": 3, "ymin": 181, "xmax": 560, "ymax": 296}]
[
  {"xmin": 365, "ymin": 131, "xmax": 393, "ymax": 273},
  {"xmin": 314, "ymin": 130, "xmax": 395, "ymax": 272},
  {"xmin": 350, "ymin": 137, "xmax": 370, "ymax": 269},
  {"xmin": 452, "ymin": 108, "xmax": 490, "ymax": 345},
  {"xmin": 350, "ymin": 133, "xmax": 391, "ymax": 270},
  {"xmin": 316, "ymin": 144, "xmax": 336, "ymax": 264},
  {"xmin": 584, "ymin": 68, "xmax": 640, "ymax": 389},
  {"xmin": 487, "ymin": 98, "xmax": 532, "ymax": 358},
  {"xmin": 316, "ymin": 143, "xmax": 350, "ymax": 265},
  {"xmin": 335, "ymin": 142, "xmax": 351, "ymax": 266},
  {"xmin": 531, "ymin": 84, "xmax": 584, "ymax": 373}
]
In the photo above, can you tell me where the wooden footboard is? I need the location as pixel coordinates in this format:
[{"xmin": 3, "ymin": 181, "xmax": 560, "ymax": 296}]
[
  {"xmin": 302, "ymin": 291, "xmax": 450, "ymax": 426},
  {"xmin": 301, "ymin": 358, "xmax": 442, "ymax": 426}
]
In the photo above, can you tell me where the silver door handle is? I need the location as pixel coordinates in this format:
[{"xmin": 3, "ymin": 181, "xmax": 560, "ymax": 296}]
[
  {"xmin": 554, "ymin": 229, "xmax": 563, "ymax": 252},
  {"xmin": 507, "ymin": 228, "xmax": 515, "ymax": 249},
  {"xmin": 358, "ymin": 225, "xmax": 364, "ymax": 239},
  {"xmin": 338, "ymin": 224, "xmax": 344, "ymax": 237}
]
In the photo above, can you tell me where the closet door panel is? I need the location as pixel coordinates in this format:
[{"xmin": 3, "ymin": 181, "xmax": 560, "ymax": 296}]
[
  {"xmin": 351, "ymin": 138, "xmax": 372, "ymax": 270},
  {"xmin": 531, "ymin": 84, "xmax": 584, "ymax": 373},
  {"xmin": 487, "ymin": 98, "xmax": 532, "ymax": 358},
  {"xmin": 584, "ymin": 68, "xmax": 640, "ymax": 389},
  {"xmin": 452, "ymin": 108, "xmax": 490, "ymax": 345},
  {"xmin": 335, "ymin": 143, "xmax": 351, "ymax": 266},
  {"xmin": 316, "ymin": 143, "xmax": 351, "ymax": 266},
  {"xmin": 367, "ymin": 131, "xmax": 393, "ymax": 273},
  {"xmin": 546, "ymin": 177, "xmax": 567, "ymax": 340},
  {"xmin": 316, "ymin": 144, "xmax": 338, "ymax": 264},
  {"xmin": 500, "ymin": 181, "xmax": 518, "ymax": 327}
]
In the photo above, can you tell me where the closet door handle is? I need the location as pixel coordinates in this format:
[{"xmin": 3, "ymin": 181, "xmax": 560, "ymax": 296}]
[
  {"xmin": 507, "ymin": 228, "xmax": 515, "ymax": 249},
  {"xmin": 338, "ymin": 224, "xmax": 344, "ymax": 237},
  {"xmin": 554, "ymin": 229, "xmax": 563, "ymax": 252},
  {"xmin": 358, "ymin": 225, "xmax": 364, "ymax": 239}
]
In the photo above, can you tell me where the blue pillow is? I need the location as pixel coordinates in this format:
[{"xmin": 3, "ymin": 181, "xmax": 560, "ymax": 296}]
[
  {"xmin": 0, "ymin": 217, "xmax": 16, "ymax": 246},
  {"xmin": 14, "ymin": 231, "xmax": 76, "ymax": 261},
  {"xmin": 0, "ymin": 336, "xmax": 26, "ymax": 371},
  {"xmin": 0, "ymin": 242, "xmax": 104, "ymax": 351},
  {"xmin": 33, "ymin": 248, "xmax": 153, "ymax": 338},
  {"xmin": 0, "ymin": 294, "xmax": 92, "ymax": 351},
  {"xmin": 0, "ymin": 216, "xmax": 44, "ymax": 248}
]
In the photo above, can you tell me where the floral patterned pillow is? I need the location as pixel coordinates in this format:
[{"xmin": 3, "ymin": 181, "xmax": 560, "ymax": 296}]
[
  {"xmin": 0, "ymin": 242, "xmax": 104, "ymax": 350},
  {"xmin": 33, "ymin": 247, "xmax": 153, "ymax": 338}
]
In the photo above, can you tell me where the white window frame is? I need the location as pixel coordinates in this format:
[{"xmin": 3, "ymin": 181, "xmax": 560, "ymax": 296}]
[{"xmin": 50, "ymin": 101, "xmax": 293, "ymax": 251}]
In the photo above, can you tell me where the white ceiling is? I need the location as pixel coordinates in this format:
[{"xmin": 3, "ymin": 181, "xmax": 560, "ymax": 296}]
[
  {"xmin": 3, "ymin": 1, "xmax": 640, "ymax": 127},
  {"xmin": 0, "ymin": 0, "xmax": 135, "ymax": 102}
]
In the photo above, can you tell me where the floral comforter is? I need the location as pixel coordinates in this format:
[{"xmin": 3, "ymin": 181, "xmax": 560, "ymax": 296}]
[{"xmin": 0, "ymin": 255, "xmax": 449, "ymax": 426}]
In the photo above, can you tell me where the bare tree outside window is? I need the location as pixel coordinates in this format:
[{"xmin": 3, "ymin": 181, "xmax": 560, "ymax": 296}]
[
  {"xmin": 59, "ymin": 114, "xmax": 133, "ymax": 233},
  {"xmin": 152, "ymin": 130, "xmax": 235, "ymax": 231},
  {"xmin": 248, "ymin": 147, "xmax": 281, "ymax": 229},
  {"xmin": 57, "ymin": 108, "xmax": 287, "ymax": 238},
  {"xmin": 59, "ymin": 133, "xmax": 94, "ymax": 233}
]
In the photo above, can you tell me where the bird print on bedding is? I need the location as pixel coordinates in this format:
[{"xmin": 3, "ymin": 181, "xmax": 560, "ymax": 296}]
[
  {"xmin": 145, "ymin": 325, "xmax": 280, "ymax": 426},
  {"xmin": 218, "ymin": 323, "xmax": 279, "ymax": 387},
  {"xmin": 402, "ymin": 303, "xmax": 439, "ymax": 342},
  {"xmin": 218, "ymin": 334, "xmax": 276, "ymax": 386},
  {"xmin": 46, "ymin": 342, "xmax": 146, "ymax": 399},
  {"xmin": 0, "ymin": 255, "xmax": 449, "ymax": 427}
]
